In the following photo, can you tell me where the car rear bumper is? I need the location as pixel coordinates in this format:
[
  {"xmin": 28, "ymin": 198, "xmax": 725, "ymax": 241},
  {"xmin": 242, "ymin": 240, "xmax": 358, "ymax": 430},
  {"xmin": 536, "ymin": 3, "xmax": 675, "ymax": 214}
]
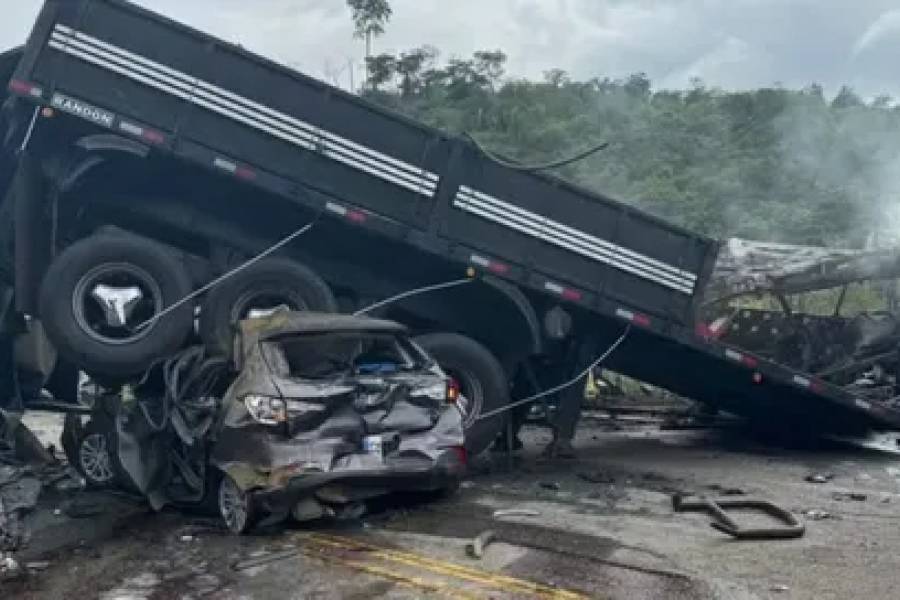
[{"xmin": 251, "ymin": 448, "xmax": 466, "ymax": 512}]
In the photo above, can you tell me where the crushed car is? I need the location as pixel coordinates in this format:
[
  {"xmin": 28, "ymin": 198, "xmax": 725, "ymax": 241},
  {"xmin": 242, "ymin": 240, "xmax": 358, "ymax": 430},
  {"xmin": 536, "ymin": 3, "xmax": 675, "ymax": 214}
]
[{"xmin": 67, "ymin": 311, "xmax": 467, "ymax": 534}]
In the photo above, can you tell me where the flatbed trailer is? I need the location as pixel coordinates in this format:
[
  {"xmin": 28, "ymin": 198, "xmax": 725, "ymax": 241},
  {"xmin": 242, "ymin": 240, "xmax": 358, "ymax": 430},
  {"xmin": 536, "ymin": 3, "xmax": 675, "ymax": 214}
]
[{"xmin": 2, "ymin": 0, "xmax": 899, "ymax": 447}]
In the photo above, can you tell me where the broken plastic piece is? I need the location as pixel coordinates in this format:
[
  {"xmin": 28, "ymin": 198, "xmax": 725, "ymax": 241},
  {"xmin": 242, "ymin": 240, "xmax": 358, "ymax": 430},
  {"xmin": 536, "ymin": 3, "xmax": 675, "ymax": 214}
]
[
  {"xmin": 465, "ymin": 530, "xmax": 496, "ymax": 559},
  {"xmin": 672, "ymin": 494, "xmax": 805, "ymax": 540}
]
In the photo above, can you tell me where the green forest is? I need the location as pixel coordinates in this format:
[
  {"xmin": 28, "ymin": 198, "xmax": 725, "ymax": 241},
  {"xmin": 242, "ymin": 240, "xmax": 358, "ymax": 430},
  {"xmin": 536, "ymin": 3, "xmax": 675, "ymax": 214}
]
[{"xmin": 346, "ymin": 1, "xmax": 900, "ymax": 250}]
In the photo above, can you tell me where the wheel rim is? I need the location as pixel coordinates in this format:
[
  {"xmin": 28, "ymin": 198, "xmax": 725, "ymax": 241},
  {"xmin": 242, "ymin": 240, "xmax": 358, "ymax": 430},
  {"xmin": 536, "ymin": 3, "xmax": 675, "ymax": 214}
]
[
  {"xmin": 79, "ymin": 432, "xmax": 115, "ymax": 484},
  {"xmin": 447, "ymin": 369, "xmax": 484, "ymax": 429},
  {"xmin": 219, "ymin": 476, "xmax": 249, "ymax": 533},
  {"xmin": 72, "ymin": 263, "xmax": 164, "ymax": 345},
  {"xmin": 230, "ymin": 289, "xmax": 308, "ymax": 322}
]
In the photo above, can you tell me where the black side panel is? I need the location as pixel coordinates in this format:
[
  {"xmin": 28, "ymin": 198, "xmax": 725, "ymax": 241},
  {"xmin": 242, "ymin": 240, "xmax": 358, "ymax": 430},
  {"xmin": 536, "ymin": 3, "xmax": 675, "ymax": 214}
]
[{"xmin": 443, "ymin": 145, "xmax": 710, "ymax": 322}]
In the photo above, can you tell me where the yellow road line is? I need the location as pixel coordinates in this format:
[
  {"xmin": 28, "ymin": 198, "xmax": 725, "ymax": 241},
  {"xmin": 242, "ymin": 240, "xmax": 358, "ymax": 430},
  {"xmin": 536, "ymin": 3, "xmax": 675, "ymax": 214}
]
[
  {"xmin": 297, "ymin": 545, "xmax": 479, "ymax": 599},
  {"xmin": 304, "ymin": 532, "xmax": 591, "ymax": 600}
]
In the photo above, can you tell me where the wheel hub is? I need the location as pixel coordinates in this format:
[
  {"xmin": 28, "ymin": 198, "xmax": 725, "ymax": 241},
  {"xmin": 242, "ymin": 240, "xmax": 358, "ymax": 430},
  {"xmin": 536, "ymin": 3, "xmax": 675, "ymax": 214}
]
[
  {"xmin": 91, "ymin": 284, "xmax": 143, "ymax": 327},
  {"xmin": 79, "ymin": 432, "xmax": 115, "ymax": 484},
  {"xmin": 72, "ymin": 263, "xmax": 164, "ymax": 345},
  {"xmin": 219, "ymin": 476, "xmax": 249, "ymax": 533}
]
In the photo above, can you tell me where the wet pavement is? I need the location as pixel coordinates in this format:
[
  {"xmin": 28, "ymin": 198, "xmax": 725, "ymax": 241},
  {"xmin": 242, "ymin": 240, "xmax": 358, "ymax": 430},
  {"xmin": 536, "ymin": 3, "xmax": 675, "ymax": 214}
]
[{"xmin": 3, "ymin": 417, "xmax": 900, "ymax": 599}]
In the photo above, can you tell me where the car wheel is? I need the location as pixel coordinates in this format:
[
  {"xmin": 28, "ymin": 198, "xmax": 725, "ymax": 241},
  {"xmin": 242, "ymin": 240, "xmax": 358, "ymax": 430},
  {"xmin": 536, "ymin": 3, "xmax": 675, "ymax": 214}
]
[
  {"xmin": 199, "ymin": 257, "xmax": 337, "ymax": 357},
  {"xmin": 39, "ymin": 234, "xmax": 194, "ymax": 380},
  {"xmin": 414, "ymin": 333, "xmax": 509, "ymax": 456},
  {"xmin": 75, "ymin": 417, "xmax": 118, "ymax": 488},
  {"xmin": 218, "ymin": 474, "xmax": 259, "ymax": 535}
]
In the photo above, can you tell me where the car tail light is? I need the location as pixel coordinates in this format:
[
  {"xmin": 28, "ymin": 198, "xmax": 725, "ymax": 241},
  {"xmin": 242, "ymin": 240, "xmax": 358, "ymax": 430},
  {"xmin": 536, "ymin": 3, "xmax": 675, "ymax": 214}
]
[{"xmin": 447, "ymin": 378, "xmax": 461, "ymax": 404}]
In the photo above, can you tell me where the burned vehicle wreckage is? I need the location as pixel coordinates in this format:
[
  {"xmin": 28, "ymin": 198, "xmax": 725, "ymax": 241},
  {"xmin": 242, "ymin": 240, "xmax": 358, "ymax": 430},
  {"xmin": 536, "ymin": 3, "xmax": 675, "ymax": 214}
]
[
  {"xmin": 75, "ymin": 312, "xmax": 466, "ymax": 534},
  {"xmin": 703, "ymin": 239, "xmax": 900, "ymax": 416}
]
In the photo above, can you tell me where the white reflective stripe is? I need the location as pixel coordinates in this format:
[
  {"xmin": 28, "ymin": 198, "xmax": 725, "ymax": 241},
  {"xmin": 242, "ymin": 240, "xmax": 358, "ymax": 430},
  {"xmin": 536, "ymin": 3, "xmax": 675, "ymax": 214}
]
[
  {"xmin": 470, "ymin": 255, "xmax": 491, "ymax": 268},
  {"xmin": 456, "ymin": 191, "xmax": 694, "ymax": 293},
  {"xmin": 213, "ymin": 157, "xmax": 237, "ymax": 173},
  {"xmin": 456, "ymin": 196, "xmax": 695, "ymax": 294},
  {"xmin": 52, "ymin": 29, "xmax": 437, "ymax": 194},
  {"xmin": 545, "ymin": 282, "xmax": 565, "ymax": 294},
  {"xmin": 325, "ymin": 202, "xmax": 347, "ymax": 216},
  {"xmin": 50, "ymin": 38, "xmax": 432, "ymax": 196},
  {"xmin": 51, "ymin": 26, "xmax": 438, "ymax": 194},
  {"xmin": 56, "ymin": 25, "xmax": 440, "ymax": 186},
  {"xmin": 118, "ymin": 121, "xmax": 143, "ymax": 136},
  {"xmin": 855, "ymin": 399, "xmax": 871, "ymax": 410},
  {"xmin": 459, "ymin": 185, "xmax": 696, "ymax": 285},
  {"xmin": 793, "ymin": 375, "xmax": 810, "ymax": 387},
  {"xmin": 454, "ymin": 193, "xmax": 695, "ymax": 293},
  {"xmin": 725, "ymin": 349, "xmax": 742, "ymax": 362},
  {"xmin": 616, "ymin": 308, "xmax": 635, "ymax": 321}
]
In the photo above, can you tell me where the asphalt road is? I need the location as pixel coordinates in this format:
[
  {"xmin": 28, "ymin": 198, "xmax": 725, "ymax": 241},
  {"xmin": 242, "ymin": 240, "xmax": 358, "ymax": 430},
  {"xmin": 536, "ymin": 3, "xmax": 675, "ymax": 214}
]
[{"xmin": 5, "ymin": 418, "xmax": 900, "ymax": 599}]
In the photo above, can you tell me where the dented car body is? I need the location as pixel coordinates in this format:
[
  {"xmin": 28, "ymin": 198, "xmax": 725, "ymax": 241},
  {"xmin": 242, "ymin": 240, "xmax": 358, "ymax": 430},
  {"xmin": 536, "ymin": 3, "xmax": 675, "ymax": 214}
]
[{"xmin": 108, "ymin": 312, "xmax": 466, "ymax": 533}]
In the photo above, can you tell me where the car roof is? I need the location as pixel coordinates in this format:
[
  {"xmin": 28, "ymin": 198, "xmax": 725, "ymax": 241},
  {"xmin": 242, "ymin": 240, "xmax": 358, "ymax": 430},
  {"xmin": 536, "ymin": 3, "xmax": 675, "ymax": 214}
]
[{"xmin": 246, "ymin": 311, "xmax": 408, "ymax": 340}]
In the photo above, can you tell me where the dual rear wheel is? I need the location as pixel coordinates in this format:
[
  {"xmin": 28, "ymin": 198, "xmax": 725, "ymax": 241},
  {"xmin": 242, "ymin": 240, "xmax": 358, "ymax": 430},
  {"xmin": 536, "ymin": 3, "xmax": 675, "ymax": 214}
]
[{"xmin": 39, "ymin": 234, "xmax": 337, "ymax": 377}]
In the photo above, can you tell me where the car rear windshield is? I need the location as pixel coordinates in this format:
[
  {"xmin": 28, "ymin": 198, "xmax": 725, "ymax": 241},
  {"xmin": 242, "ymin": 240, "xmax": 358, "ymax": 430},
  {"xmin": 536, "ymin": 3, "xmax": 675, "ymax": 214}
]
[{"xmin": 265, "ymin": 332, "xmax": 428, "ymax": 380}]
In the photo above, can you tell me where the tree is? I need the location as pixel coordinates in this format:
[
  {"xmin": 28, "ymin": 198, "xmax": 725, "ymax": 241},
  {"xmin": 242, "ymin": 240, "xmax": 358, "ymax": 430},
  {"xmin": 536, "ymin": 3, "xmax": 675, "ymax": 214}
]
[
  {"xmin": 365, "ymin": 53, "xmax": 397, "ymax": 90},
  {"xmin": 623, "ymin": 72, "xmax": 651, "ymax": 99},
  {"xmin": 347, "ymin": 0, "xmax": 392, "ymax": 85},
  {"xmin": 473, "ymin": 50, "xmax": 507, "ymax": 90},
  {"xmin": 832, "ymin": 85, "xmax": 863, "ymax": 109},
  {"xmin": 396, "ymin": 46, "xmax": 438, "ymax": 96},
  {"xmin": 543, "ymin": 68, "xmax": 569, "ymax": 87}
]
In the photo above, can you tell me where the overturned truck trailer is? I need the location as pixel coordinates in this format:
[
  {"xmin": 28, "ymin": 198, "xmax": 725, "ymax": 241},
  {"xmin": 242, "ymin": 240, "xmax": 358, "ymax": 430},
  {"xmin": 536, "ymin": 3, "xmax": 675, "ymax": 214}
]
[{"xmin": 1, "ymin": 0, "xmax": 899, "ymax": 449}]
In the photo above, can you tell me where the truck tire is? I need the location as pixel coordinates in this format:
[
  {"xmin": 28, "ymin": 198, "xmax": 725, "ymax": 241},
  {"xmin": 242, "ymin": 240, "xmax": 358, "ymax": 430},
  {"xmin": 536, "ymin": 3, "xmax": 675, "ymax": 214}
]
[
  {"xmin": 415, "ymin": 333, "xmax": 509, "ymax": 456},
  {"xmin": 199, "ymin": 257, "xmax": 337, "ymax": 357},
  {"xmin": 39, "ymin": 234, "xmax": 194, "ymax": 379}
]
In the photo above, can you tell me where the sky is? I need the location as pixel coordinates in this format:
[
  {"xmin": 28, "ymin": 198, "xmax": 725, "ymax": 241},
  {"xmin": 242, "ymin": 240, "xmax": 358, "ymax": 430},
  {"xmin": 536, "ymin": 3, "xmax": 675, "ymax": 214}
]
[{"xmin": 3, "ymin": 0, "xmax": 900, "ymax": 98}]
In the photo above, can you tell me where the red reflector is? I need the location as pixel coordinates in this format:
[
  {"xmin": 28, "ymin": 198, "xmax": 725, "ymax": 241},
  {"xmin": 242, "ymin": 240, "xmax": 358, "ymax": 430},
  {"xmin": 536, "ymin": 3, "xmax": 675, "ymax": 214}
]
[
  {"xmin": 562, "ymin": 288, "xmax": 582, "ymax": 302},
  {"xmin": 9, "ymin": 80, "xmax": 32, "ymax": 94},
  {"xmin": 451, "ymin": 445, "xmax": 468, "ymax": 466},
  {"xmin": 742, "ymin": 355, "xmax": 759, "ymax": 368},
  {"xmin": 488, "ymin": 261, "xmax": 509, "ymax": 274},
  {"xmin": 632, "ymin": 313, "xmax": 651, "ymax": 327},
  {"xmin": 141, "ymin": 129, "xmax": 165, "ymax": 144},
  {"xmin": 696, "ymin": 323, "xmax": 712, "ymax": 337},
  {"xmin": 235, "ymin": 166, "xmax": 256, "ymax": 180},
  {"xmin": 347, "ymin": 210, "xmax": 367, "ymax": 223},
  {"xmin": 752, "ymin": 372, "xmax": 763, "ymax": 384}
]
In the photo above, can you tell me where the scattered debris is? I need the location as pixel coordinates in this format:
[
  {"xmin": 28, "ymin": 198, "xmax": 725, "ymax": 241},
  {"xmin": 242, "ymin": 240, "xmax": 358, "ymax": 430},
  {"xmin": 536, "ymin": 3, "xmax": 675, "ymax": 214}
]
[
  {"xmin": 539, "ymin": 481, "xmax": 561, "ymax": 491},
  {"xmin": 804, "ymin": 509, "xmax": 833, "ymax": 521},
  {"xmin": 672, "ymin": 495, "xmax": 805, "ymax": 540},
  {"xmin": 492, "ymin": 508, "xmax": 540, "ymax": 519},
  {"xmin": 805, "ymin": 473, "xmax": 835, "ymax": 484},
  {"xmin": 180, "ymin": 535, "xmax": 194, "ymax": 543},
  {"xmin": 771, "ymin": 584, "xmax": 790, "ymax": 593},
  {"xmin": 577, "ymin": 471, "xmax": 616, "ymax": 484},
  {"xmin": 465, "ymin": 530, "xmax": 497, "ymax": 559},
  {"xmin": 0, "ymin": 552, "xmax": 22, "ymax": 581},
  {"xmin": 232, "ymin": 549, "xmax": 300, "ymax": 572},
  {"xmin": 831, "ymin": 492, "xmax": 867, "ymax": 502},
  {"xmin": 25, "ymin": 560, "xmax": 50, "ymax": 571},
  {"xmin": 61, "ymin": 497, "xmax": 106, "ymax": 519},
  {"xmin": 0, "ymin": 466, "xmax": 42, "ymax": 552}
]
